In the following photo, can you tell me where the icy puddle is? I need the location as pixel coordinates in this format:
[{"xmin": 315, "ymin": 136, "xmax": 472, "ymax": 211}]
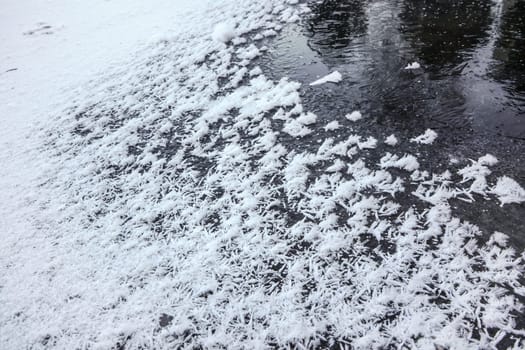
[
  {"xmin": 258, "ymin": 0, "xmax": 525, "ymax": 248},
  {"xmin": 1, "ymin": 0, "xmax": 525, "ymax": 349}
]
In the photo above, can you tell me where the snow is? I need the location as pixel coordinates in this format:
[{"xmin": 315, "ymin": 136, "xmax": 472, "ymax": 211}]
[
  {"xmin": 385, "ymin": 134, "xmax": 398, "ymax": 146},
  {"xmin": 309, "ymin": 70, "xmax": 343, "ymax": 86},
  {"xmin": 405, "ymin": 62, "xmax": 421, "ymax": 70},
  {"xmin": 1, "ymin": 0, "xmax": 525, "ymax": 349},
  {"xmin": 357, "ymin": 136, "xmax": 378, "ymax": 149},
  {"xmin": 489, "ymin": 231, "xmax": 509, "ymax": 247},
  {"xmin": 346, "ymin": 110, "xmax": 363, "ymax": 122},
  {"xmin": 296, "ymin": 111, "xmax": 317, "ymax": 125},
  {"xmin": 261, "ymin": 29, "xmax": 278, "ymax": 37},
  {"xmin": 283, "ymin": 118, "xmax": 312, "ymax": 137},
  {"xmin": 449, "ymin": 156, "xmax": 460, "ymax": 164},
  {"xmin": 491, "ymin": 176, "xmax": 525, "ymax": 205},
  {"xmin": 212, "ymin": 22, "xmax": 237, "ymax": 43},
  {"xmin": 237, "ymin": 44, "xmax": 260, "ymax": 60},
  {"xmin": 410, "ymin": 128, "xmax": 438, "ymax": 144},
  {"xmin": 458, "ymin": 154, "xmax": 498, "ymax": 195},
  {"xmin": 249, "ymin": 66, "xmax": 263, "ymax": 77},
  {"xmin": 231, "ymin": 36, "xmax": 247, "ymax": 46},
  {"xmin": 324, "ymin": 120, "xmax": 340, "ymax": 131},
  {"xmin": 380, "ymin": 153, "xmax": 420, "ymax": 172},
  {"xmin": 479, "ymin": 153, "xmax": 499, "ymax": 166}
]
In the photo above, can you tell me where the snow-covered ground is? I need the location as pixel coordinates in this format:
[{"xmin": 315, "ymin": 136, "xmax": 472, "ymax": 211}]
[
  {"xmin": 0, "ymin": 0, "xmax": 203, "ymax": 261},
  {"xmin": 1, "ymin": 0, "xmax": 525, "ymax": 349}
]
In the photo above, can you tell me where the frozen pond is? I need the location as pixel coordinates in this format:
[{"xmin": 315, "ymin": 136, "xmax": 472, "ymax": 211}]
[{"xmin": 3, "ymin": 1, "xmax": 525, "ymax": 348}]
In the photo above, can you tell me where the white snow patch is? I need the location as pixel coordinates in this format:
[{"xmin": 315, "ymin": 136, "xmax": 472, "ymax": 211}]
[
  {"xmin": 410, "ymin": 129, "xmax": 438, "ymax": 144},
  {"xmin": 380, "ymin": 153, "xmax": 420, "ymax": 172},
  {"xmin": 212, "ymin": 22, "xmax": 237, "ymax": 43},
  {"xmin": 384, "ymin": 134, "xmax": 398, "ymax": 146},
  {"xmin": 324, "ymin": 120, "xmax": 340, "ymax": 131},
  {"xmin": 287, "ymin": 14, "xmax": 300, "ymax": 23},
  {"xmin": 249, "ymin": 66, "xmax": 263, "ymax": 77},
  {"xmin": 458, "ymin": 154, "xmax": 498, "ymax": 195},
  {"xmin": 283, "ymin": 119, "xmax": 312, "ymax": 137},
  {"xmin": 479, "ymin": 154, "xmax": 499, "ymax": 166},
  {"xmin": 405, "ymin": 62, "xmax": 421, "ymax": 70},
  {"xmin": 345, "ymin": 110, "xmax": 363, "ymax": 122},
  {"xmin": 491, "ymin": 176, "xmax": 525, "ymax": 205},
  {"xmin": 231, "ymin": 37, "xmax": 247, "ymax": 46},
  {"xmin": 237, "ymin": 44, "xmax": 260, "ymax": 61},
  {"xmin": 309, "ymin": 71, "xmax": 342, "ymax": 86},
  {"xmin": 296, "ymin": 112, "xmax": 317, "ymax": 125},
  {"xmin": 489, "ymin": 231, "xmax": 509, "ymax": 247},
  {"xmin": 326, "ymin": 159, "xmax": 346, "ymax": 173},
  {"xmin": 262, "ymin": 29, "xmax": 278, "ymax": 37},
  {"xmin": 357, "ymin": 136, "xmax": 377, "ymax": 149}
]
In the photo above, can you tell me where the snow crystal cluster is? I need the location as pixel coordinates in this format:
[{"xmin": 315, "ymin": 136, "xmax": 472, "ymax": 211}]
[
  {"xmin": 346, "ymin": 110, "xmax": 363, "ymax": 122},
  {"xmin": 1, "ymin": 1, "xmax": 524, "ymax": 350},
  {"xmin": 405, "ymin": 62, "xmax": 421, "ymax": 70},
  {"xmin": 410, "ymin": 128, "xmax": 438, "ymax": 144},
  {"xmin": 212, "ymin": 22, "xmax": 237, "ymax": 43},
  {"xmin": 384, "ymin": 134, "xmax": 398, "ymax": 146},
  {"xmin": 309, "ymin": 70, "xmax": 342, "ymax": 86}
]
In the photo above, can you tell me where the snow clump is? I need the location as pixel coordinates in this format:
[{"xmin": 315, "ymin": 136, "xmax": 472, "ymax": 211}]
[
  {"xmin": 212, "ymin": 22, "xmax": 236, "ymax": 43},
  {"xmin": 346, "ymin": 110, "xmax": 363, "ymax": 122},
  {"xmin": 309, "ymin": 70, "xmax": 342, "ymax": 86},
  {"xmin": 410, "ymin": 128, "xmax": 438, "ymax": 144},
  {"xmin": 405, "ymin": 61, "xmax": 421, "ymax": 69},
  {"xmin": 385, "ymin": 134, "xmax": 398, "ymax": 146},
  {"xmin": 491, "ymin": 176, "xmax": 525, "ymax": 205},
  {"xmin": 324, "ymin": 120, "xmax": 340, "ymax": 131}
]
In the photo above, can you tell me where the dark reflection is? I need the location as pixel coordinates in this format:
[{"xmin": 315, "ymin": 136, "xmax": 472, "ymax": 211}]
[
  {"xmin": 399, "ymin": 0, "xmax": 493, "ymax": 68},
  {"xmin": 307, "ymin": 0, "xmax": 367, "ymax": 51},
  {"xmin": 268, "ymin": 0, "xmax": 525, "ymax": 136},
  {"xmin": 491, "ymin": 0, "xmax": 525, "ymax": 92},
  {"xmin": 304, "ymin": 0, "xmax": 477, "ymax": 128}
]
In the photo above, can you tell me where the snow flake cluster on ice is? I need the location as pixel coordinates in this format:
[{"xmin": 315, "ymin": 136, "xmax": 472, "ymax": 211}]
[
  {"xmin": 405, "ymin": 61, "xmax": 421, "ymax": 70},
  {"xmin": 309, "ymin": 70, "xmax": 342, "ymax": 86},
  {"xmin": 492, "ymin": 176, "xmax": 525, "ymax": 205},
  {"xmin": 1, "ymin": 1, "xmax": 525, "ymax": 350},
  {"xmin": 212, "ymin": 22, "xmax": 237, "ymax": 43},
  {"xmin": 384, "ymin": 134, "xmax": 398, "ymax": 146},
  {"xmin": 410, "ymin": 128, "xmax": 438, "ymax": 144},
  {"xmin": 345, "ymin": 110, "xmax": 363, "ymax": 122}
]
